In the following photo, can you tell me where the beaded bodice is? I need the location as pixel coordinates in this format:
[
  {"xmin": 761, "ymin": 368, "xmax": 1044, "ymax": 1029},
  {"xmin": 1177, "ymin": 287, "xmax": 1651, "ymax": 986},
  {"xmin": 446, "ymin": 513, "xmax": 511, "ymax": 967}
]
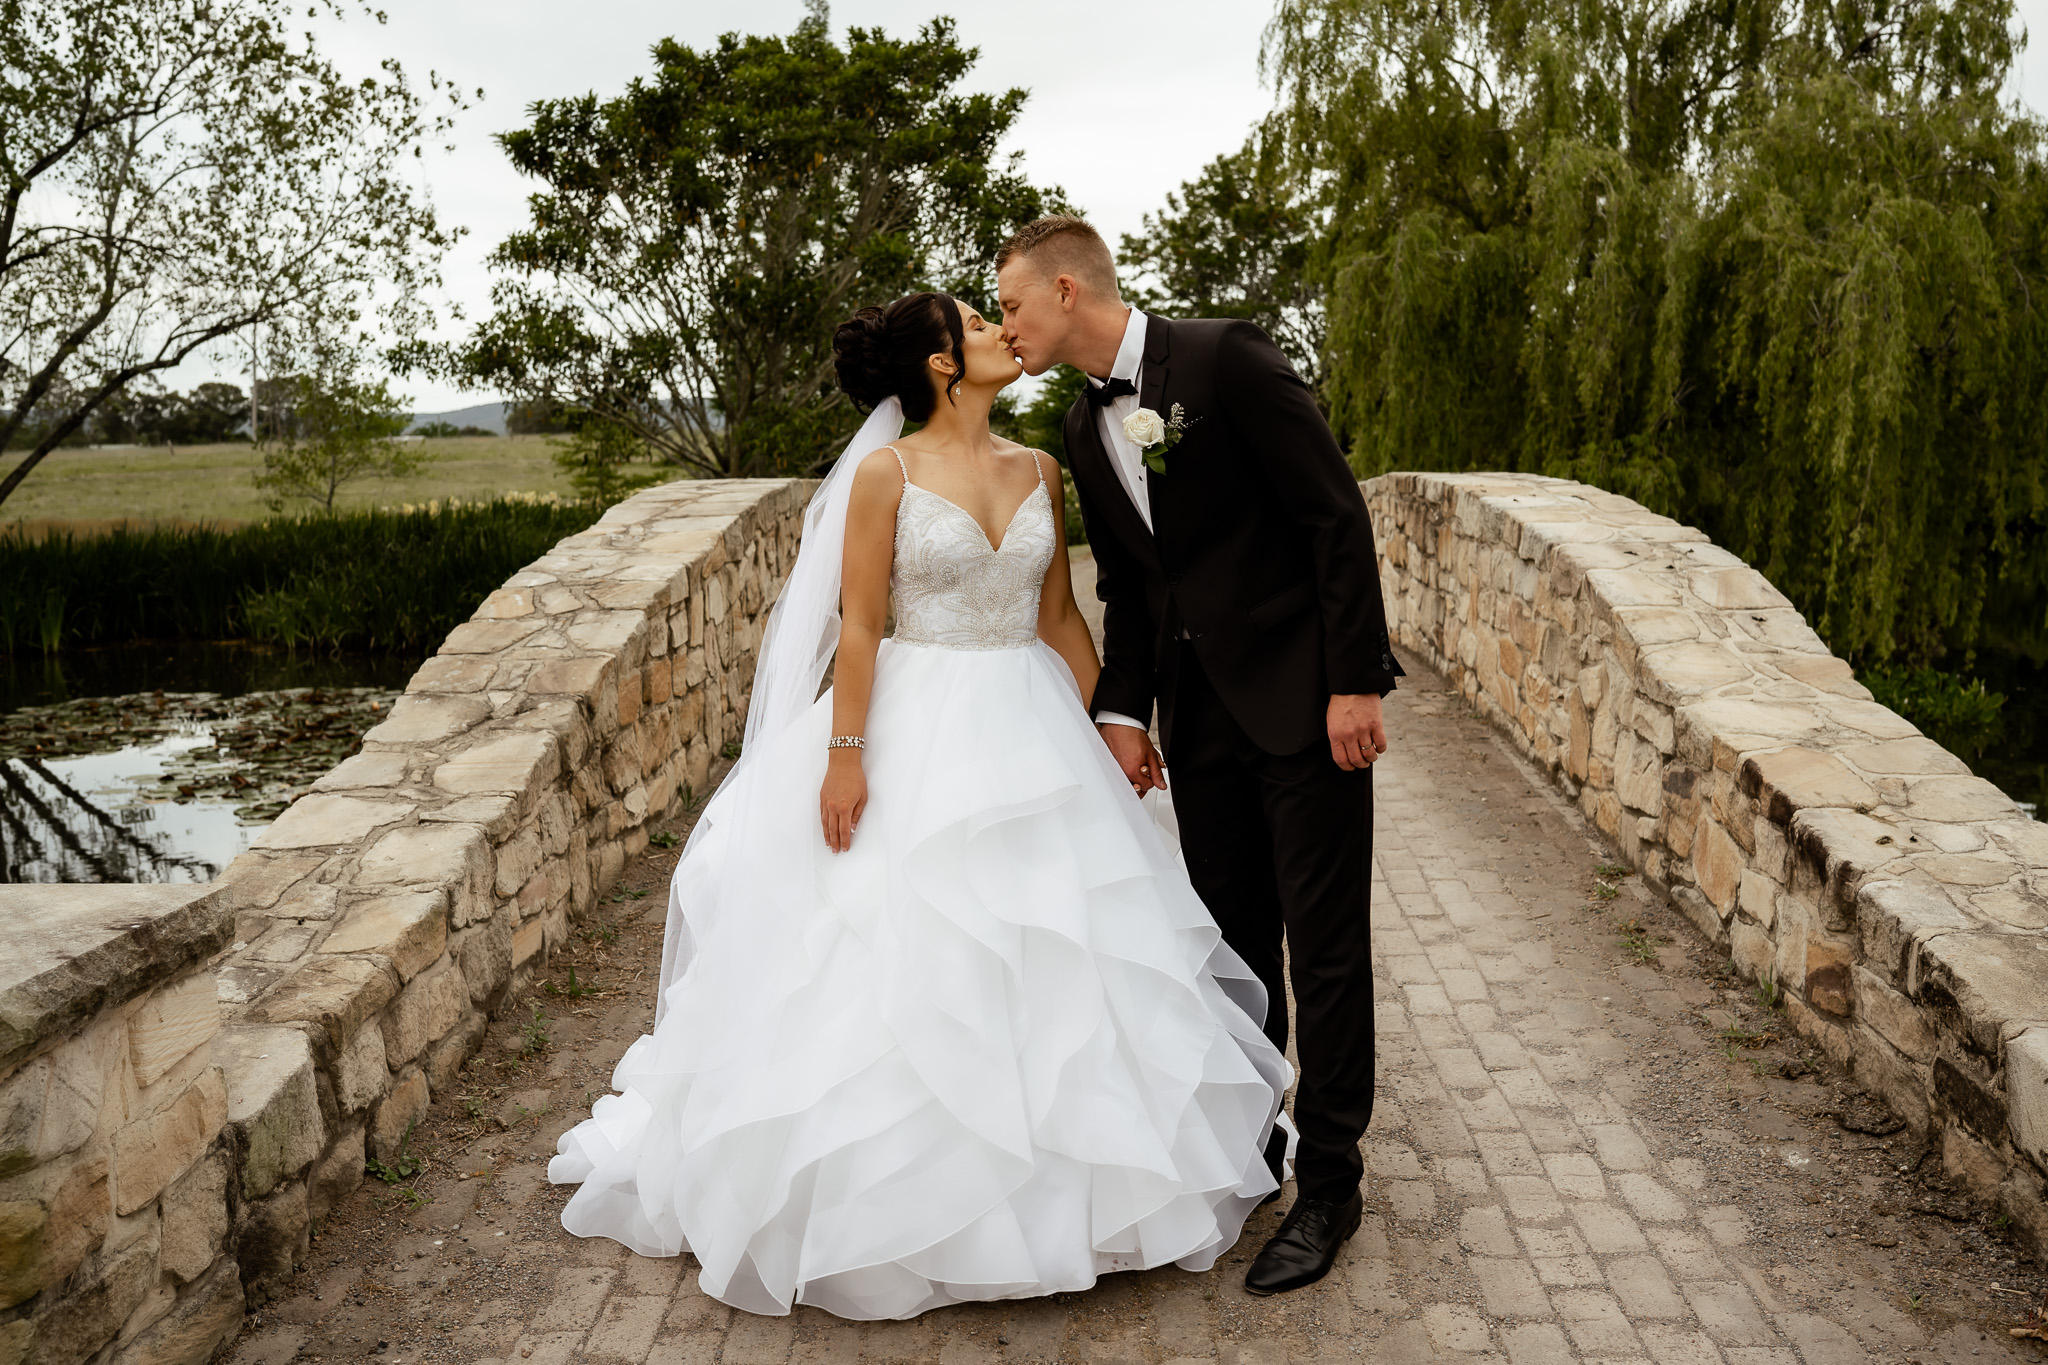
[{"xmin": 889, "ymin": 452, "xmax": 1055, "ymax": 651}]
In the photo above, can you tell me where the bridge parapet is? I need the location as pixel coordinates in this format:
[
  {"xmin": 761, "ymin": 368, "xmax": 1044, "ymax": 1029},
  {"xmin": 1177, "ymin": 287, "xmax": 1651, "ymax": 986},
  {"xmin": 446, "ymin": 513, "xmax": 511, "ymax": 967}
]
[
  {"xmin": 0, "ymin": 478, "xmax": 812, "ymax": 1365},
  {"xmin": 1368, "ymin": 470, "xmax": 2048, "ymax": 1248}
]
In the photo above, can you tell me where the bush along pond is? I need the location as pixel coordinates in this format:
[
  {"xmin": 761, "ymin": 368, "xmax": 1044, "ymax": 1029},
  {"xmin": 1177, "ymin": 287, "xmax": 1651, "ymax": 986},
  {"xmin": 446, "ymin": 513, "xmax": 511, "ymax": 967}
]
[
  {"xmin": 1863, "ymin": 656, "xmax": 2048, "ymax": 821},
  {"xmin": 0, "ymin": 496, "xmax": 603, "ymax": 882}
]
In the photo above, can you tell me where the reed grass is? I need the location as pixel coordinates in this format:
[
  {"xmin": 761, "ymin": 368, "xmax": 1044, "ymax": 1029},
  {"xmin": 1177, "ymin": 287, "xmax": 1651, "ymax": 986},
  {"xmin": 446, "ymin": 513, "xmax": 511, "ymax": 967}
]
[{"xmin": 0, "ymin": 496, "xmax": 601, "ymax": 657}]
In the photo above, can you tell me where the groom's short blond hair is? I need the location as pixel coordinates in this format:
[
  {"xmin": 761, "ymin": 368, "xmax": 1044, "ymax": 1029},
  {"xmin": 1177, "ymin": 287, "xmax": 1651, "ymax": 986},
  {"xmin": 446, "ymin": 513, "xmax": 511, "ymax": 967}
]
[{"xmin": 997, "ymin": 215, "xmax": 1122, "ymax": 302}]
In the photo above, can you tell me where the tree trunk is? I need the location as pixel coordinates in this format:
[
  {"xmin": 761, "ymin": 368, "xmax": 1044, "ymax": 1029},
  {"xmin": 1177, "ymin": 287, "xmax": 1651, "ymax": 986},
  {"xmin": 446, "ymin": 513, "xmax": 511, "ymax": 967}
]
[
  {"xmin": 0, "ymin": 395, "xmax": 99, "ymax": 507},
  {"xmin": 0, "ymin": 443, "xmax": 58, "ymax": 508}
]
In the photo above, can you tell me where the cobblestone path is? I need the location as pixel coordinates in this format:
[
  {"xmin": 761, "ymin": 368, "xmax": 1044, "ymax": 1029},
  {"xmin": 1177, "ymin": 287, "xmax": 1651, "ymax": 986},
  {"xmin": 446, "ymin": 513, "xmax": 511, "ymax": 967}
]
[{"xmin": 232, "ymin": 585, "xmax": 2040, "ymax": 1365}]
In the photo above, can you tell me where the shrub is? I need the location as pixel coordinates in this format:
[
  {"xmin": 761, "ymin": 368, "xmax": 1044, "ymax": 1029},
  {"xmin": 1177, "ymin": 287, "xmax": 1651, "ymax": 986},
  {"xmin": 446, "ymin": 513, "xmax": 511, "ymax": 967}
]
[
  {"xmin": 0, "ymin": 497, "xmax": 601, "ymax": 657},
  {"xmin": 1862, "ymin": 667, "xmax": 2007, "ymax": 761}
]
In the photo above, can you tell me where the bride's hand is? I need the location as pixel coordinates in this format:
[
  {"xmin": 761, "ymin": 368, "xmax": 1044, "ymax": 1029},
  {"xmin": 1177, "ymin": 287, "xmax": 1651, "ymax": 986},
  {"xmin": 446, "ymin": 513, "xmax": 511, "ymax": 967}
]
[{"xmin": 820, "ymin": 751, "xmax": 868, "ymax": 853}]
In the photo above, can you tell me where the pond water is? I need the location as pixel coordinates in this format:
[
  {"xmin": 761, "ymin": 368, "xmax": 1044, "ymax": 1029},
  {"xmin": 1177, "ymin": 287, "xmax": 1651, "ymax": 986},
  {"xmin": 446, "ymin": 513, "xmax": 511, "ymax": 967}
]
[
  {"xmin": 4, "ymin": 734, "xmax": 258, "ymax": 881},
  {"xmin": 1, "ymin": 647, "xmax": 410, "ymax": 884}
]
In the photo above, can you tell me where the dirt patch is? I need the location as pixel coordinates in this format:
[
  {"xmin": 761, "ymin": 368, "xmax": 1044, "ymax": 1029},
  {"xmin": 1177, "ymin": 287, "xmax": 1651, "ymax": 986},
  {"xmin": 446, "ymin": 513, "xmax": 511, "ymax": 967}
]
[{"xmin": 234, "ymin": 768, "xmax": 730, "ymax": 1365}]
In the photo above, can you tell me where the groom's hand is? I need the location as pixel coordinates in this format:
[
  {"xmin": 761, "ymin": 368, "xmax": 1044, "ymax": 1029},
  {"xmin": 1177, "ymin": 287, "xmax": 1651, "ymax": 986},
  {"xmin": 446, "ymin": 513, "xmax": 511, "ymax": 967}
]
[
  {"xmin": 1099, "ymin": 723, "xmax": 1167, "ymax": 795},
  {"xmin": 1329, "ymin": 693, "xmax": 1389, "ymax": 771}
]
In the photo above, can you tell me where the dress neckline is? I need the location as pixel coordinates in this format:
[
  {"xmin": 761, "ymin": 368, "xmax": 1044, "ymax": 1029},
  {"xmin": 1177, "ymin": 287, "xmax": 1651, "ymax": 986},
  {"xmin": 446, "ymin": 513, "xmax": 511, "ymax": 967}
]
[{"xmin": 888, "ymin": 447, "xmax": 1047, "ymax": 556}]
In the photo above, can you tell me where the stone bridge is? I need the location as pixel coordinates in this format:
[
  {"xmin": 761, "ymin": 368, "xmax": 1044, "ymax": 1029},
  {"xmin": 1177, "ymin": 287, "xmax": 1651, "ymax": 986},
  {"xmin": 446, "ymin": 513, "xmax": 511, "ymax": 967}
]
[{"xmin": 2, "ymin": 472, "xmax": 2043, "ymax": 1365}]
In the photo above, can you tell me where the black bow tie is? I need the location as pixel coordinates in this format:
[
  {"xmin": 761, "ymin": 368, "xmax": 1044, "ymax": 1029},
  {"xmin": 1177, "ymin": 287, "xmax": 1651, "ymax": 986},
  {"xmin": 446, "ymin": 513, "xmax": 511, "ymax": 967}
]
[{"xmin": 1085, "ymin": 376, "xmax": 1137, "ymax": 408}]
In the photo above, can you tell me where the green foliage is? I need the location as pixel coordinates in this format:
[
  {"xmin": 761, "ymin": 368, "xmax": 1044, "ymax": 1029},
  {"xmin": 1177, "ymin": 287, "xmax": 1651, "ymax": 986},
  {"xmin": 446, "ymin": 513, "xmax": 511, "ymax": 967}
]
[
  {"xmin": 549, "ymin": 416, "xmax": 666, "ymax": 504},
  {"xmin": 36, "ymin": 590, "xmax": 66, "ymax": 655},
  {"xmin": 0, "ymin": 0, "xmax": 460, "ymax": 507},
  {"xmin": 1617, "ymin": 918, "xmax": 1658, "ymax": 965},
  {"xmin": 0, "ymin": 498, "xmax": 599, "ymax": 655},
  {"xmin": 1756, "ymin": 972, "xmax": 1783, "ymax": 1012},
  {"xmin": 1862, "ymin": 666, "xmax": 2007, "ymax": 758},
  {"xmin": 542, "ymin": 967, "xmax": 599, "ymax": 1000},
  {"xmin": 365, "ymin": 1123, "xmax": 425, "ymax": 1184},
  {"xmin": 445, "ymin": 10, "xmax": 1061, "ymax": 480},
  {"xmin": 252, "ymin": 363, "xmax": 422, "ymax": 513},
  {"xmin": 1119, "ymin": 134, "xmax": 1327, "ymax": 384},
  {"xmin": 18, "ymin": 380, "xmax": 253, "ymax": 449},
  {"xmin": 995, "ymin": 365, "xmax": 1090, "ymax": 544},
  {"xmin": 506, "ymin": 401, "xmax": 575, "ymax": 436},
  {"xmin": 1000, "ymin": 366, "xmax": 1089, "ymax": 465},
  {"xmin": 519, "ymin": 1006, "xmax": 551, "ymax": 1057},
  {"xmin": 413, "ymin": 421, "xmax": 495, "ymax": 439},
  {"xmin": 1266, "ymin": 0, "xmax": 2048, "ymax": 668}
]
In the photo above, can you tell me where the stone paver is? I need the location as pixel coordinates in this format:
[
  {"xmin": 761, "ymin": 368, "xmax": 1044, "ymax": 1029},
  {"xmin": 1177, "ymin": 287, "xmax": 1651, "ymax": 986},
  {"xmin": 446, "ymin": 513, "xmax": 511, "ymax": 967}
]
[{"xmin": 231, "ymin": 638, "xmax": 2039, "ymax": 1365}]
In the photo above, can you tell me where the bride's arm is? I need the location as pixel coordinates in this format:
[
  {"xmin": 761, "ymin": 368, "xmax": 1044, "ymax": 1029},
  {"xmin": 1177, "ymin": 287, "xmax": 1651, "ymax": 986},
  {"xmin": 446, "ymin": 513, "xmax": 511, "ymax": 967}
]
[
  {"xmin": 821, "ymin": 448, "xmax": 901, "ymax": 853},
  {"xmin": 1033, "ymin": 452, "xmax": 1103, "ymax": 709}
]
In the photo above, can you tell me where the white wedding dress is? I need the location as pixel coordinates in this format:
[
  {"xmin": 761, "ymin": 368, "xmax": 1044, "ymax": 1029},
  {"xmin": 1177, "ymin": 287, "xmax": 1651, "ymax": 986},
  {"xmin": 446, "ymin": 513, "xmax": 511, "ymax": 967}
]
[{"xmin": 549, "ymin": 450, "xmax": 1291, "ymax": 1320}]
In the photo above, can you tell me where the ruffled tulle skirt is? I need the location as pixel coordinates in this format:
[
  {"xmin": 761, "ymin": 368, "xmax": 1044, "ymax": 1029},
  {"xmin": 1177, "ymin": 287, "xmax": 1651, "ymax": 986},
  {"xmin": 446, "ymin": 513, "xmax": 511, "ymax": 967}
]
[{"xmin": 548, "ymin": 639, "xmax": 1290, "ymax": 1320}]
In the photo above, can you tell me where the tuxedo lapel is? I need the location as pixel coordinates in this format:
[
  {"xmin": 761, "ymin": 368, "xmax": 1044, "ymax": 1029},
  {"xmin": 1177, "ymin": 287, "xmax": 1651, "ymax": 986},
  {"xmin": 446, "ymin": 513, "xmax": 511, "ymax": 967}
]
[
  {"xmin": 1137, "ymin": 313, "xmax": 1172, "ymax": 417},
  {"xmin": 1139, "ymin": 315, "xmax": 1173, "ymax": 535}
]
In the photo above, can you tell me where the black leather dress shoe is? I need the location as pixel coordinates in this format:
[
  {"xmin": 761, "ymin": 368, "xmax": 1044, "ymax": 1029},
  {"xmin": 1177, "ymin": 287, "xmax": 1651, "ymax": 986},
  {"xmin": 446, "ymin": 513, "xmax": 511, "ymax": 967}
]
[
  {"xmin": 1243, "ymin": 1189, "xmax": 1364, "ymax": 1295},
  {"xmin": 1257, "ymin": 1187, "xmax": 1283, "ymax": 1208}
]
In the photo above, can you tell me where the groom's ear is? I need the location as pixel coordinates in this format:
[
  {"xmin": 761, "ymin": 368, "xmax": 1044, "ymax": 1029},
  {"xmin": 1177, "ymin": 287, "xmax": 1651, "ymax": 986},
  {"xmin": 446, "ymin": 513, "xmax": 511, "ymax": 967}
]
[{"xmin": 1055, "ymin": 274, "xmax": 1082, "ymax": 311}]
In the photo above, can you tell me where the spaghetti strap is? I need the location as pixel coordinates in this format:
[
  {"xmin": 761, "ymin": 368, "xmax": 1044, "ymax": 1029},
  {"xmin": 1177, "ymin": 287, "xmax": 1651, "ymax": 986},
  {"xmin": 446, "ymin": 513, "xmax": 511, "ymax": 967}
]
[{"xmin": 884, "ymin": 444, "xmax": 910, "ymax": 485}]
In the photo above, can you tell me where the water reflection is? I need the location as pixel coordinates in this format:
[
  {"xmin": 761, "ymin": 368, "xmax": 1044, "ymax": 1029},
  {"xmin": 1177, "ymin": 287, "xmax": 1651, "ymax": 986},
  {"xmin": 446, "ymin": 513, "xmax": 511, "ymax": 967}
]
[
  {"xmin": 0, "ymin": 682, "xmax": 401, "ymax": 884},
  {"xmin": 0, "ymin": 735, "xmax": 251, "ymax": 882}
]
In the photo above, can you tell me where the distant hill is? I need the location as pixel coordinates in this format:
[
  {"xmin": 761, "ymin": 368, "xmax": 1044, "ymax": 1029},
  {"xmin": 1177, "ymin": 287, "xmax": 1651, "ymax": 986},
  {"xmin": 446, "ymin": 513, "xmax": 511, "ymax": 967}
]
[{"xmin": 407, "ymin": 401, "xmax": 507, "ymax": 435}]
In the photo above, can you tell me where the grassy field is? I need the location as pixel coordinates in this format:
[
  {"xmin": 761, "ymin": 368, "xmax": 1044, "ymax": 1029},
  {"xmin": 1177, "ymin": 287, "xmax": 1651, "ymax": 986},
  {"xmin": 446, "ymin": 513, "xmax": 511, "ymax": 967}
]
[{"xmin": 0, "ymin": 435, "xmax": 580, "ymax": 530}]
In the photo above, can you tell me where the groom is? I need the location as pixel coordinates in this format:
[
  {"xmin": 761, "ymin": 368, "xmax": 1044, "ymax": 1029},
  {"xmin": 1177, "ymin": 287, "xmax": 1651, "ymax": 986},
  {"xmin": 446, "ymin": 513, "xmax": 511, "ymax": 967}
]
[{"xmin": 997, "ymin": 216, "xmax": 1402, "ymax": 1295}]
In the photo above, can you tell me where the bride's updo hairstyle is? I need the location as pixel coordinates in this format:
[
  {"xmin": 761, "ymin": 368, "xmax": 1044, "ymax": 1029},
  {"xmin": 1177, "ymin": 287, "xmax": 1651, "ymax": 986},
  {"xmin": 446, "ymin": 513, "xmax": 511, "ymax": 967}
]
[{"xmin": 833, "ymin": 292, "xmax": 968, "ymax": 423}]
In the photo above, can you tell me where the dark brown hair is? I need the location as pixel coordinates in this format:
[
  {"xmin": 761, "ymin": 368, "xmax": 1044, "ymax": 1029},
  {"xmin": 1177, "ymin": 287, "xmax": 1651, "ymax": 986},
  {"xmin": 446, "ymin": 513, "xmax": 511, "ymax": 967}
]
[{"xmin": 832, "ymin": 292, "xmax": 967, "ymax": 423}]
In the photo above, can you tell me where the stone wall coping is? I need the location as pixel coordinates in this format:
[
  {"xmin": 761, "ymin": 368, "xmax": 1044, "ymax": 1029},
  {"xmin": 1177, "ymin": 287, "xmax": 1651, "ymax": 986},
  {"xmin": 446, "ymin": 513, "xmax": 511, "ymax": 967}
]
[
  {"xmin": 1367, "ymin": 468, "xmax": 2048, "ymax": 1249},
  {"xmin": 0, "ymin": 883, "xmax": 232, "ymax": 1074}
]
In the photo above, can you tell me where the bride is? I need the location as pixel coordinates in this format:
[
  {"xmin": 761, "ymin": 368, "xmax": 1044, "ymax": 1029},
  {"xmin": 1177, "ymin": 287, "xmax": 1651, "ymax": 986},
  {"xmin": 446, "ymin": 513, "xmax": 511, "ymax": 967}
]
[{"xmin": 548, "ymin": 291, "xmax": 1292, "ymax": 1321}]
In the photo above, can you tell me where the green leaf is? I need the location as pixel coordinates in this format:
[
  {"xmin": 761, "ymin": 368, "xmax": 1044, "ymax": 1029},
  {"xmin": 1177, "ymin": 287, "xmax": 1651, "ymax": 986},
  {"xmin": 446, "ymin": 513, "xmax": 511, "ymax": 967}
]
[
  {"xmin": 452, "ymin": 16, "xmax": 1067, "ymax": 480},
  {"xmin": 1262, "ymin": 0, "xmax": 2048, "ymax": 674}
]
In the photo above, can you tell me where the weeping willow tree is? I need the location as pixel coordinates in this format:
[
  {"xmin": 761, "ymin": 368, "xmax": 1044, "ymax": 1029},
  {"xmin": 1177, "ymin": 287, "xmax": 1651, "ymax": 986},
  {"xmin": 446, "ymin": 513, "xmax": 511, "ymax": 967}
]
[{"xmin": 1266, "ymin": 0, "xmax": 2048, "ymax": 667}]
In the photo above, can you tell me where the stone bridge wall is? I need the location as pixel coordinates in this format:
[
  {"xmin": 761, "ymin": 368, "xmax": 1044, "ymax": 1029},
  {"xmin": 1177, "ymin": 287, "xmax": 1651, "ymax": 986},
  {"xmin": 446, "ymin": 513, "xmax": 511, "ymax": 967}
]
[
  {"xmin": 0, "ymin": 479, "xmax": 811, "ymax": 1365},
  {"xmin": 1, "ymin": 885, "xmax": 239, "ymax": 1365},
  {"xmin": 1367, "ymin": 471, "xmax": 2048, "ymax": 1249}
]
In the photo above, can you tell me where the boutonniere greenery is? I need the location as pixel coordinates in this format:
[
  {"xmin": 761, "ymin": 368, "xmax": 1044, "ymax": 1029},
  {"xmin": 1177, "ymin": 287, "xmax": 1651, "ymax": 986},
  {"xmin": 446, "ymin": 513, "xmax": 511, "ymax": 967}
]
[{"xmin": 1123, "ymin": 403, "xmax": 1200, "ymax": 474}]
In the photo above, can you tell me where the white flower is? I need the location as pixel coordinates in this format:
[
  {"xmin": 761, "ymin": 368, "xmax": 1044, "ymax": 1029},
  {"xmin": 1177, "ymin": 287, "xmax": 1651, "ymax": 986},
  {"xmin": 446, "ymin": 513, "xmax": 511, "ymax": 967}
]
[{"xmin": 1122, "ymin": 407, "xmax": 1167, "ymax": 447}]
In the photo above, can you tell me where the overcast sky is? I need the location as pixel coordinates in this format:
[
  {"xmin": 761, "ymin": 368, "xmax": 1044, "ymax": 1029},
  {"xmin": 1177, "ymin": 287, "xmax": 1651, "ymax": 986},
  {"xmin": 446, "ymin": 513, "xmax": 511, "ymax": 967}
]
[
  {"xmin": 282, "ymin": 0, "xmax": 1286, "ymax": 412},
  {"xmin": 179, "ymin": 0, "xmax": 2048, "ymax": 412}
]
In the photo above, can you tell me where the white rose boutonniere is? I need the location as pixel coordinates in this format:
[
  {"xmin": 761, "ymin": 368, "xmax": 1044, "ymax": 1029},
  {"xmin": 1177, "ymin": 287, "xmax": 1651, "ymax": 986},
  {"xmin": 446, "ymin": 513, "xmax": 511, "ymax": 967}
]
[
  {"xmin": 1122, "ymin": 407, "xmax": 1166, "ymax": 447},
  {"xmin": 1122, "ymin": 402, "xmax": 1200, "ymax": 474}
]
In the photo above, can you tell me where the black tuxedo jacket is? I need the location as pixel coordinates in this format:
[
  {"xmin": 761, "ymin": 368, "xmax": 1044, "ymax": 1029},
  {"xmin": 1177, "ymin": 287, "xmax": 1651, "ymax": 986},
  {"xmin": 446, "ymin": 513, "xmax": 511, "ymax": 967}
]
[{"xmin": 1064, "ymin": 314, "xmax": 1403, "ymax": 758}]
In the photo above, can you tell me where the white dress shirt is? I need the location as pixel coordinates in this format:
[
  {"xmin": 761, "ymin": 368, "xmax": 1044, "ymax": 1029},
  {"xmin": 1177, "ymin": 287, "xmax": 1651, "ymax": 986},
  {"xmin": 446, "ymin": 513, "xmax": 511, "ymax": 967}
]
[
  {"xmin": 1090, "ymin": 307, "xmax": 1154, "ymax": 533},
  {"xmin": 1088, "ymin": 308, "xmax": 1153, "ymax": 734}
]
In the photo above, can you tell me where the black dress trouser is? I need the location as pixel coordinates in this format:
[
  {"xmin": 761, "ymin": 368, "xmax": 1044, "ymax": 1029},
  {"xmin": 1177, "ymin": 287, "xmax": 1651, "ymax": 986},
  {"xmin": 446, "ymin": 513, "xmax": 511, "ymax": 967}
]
[{"xmin": 1165, "ymin": 641, "xmax": 1376, "ymax": 1204}]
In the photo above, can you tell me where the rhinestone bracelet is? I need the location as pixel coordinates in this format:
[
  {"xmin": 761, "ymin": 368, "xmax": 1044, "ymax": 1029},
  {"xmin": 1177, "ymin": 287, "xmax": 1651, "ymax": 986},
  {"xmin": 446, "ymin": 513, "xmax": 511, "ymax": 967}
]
[{"xmin": 826, "ymin": 735, "xmax": 866, "ymax": 751}]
